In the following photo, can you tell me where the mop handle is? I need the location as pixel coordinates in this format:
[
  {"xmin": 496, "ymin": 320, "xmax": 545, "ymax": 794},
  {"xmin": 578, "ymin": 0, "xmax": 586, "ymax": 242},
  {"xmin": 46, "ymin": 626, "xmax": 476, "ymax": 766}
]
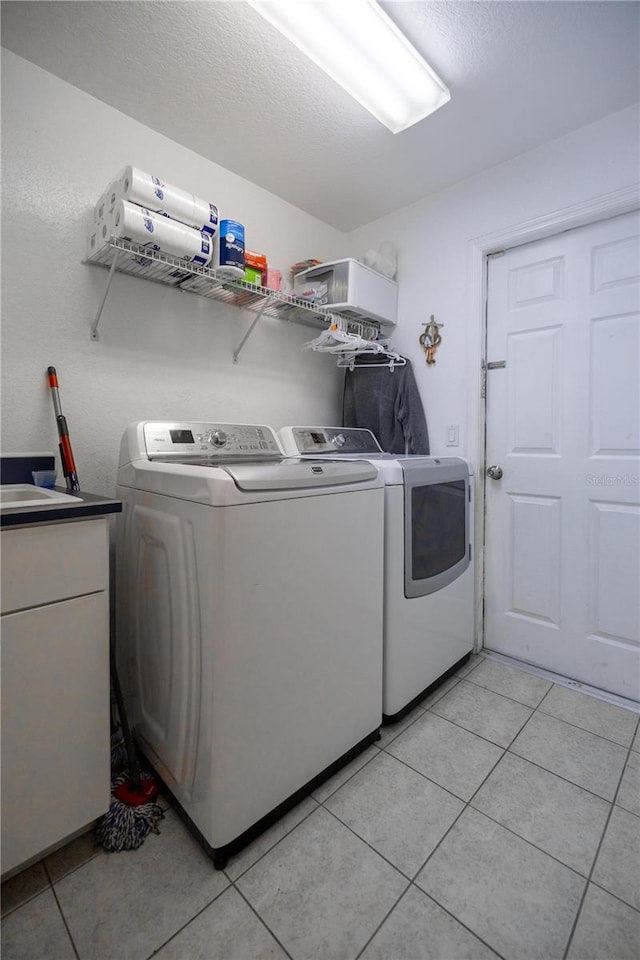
[{"xmin": 47, "ymin": 367, "xmax": 80, "ymax": 492}]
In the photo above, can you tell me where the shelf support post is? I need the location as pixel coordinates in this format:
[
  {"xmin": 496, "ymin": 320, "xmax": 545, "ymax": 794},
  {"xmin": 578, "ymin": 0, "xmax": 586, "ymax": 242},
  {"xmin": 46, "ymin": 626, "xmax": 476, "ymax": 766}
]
[
  {"xmin": 90, "ymin": 251, "xmax": 121, "ymax": 341},
  {"xmin": 232, "ymin": 299, "xmax": 270, "ymax": 363}
]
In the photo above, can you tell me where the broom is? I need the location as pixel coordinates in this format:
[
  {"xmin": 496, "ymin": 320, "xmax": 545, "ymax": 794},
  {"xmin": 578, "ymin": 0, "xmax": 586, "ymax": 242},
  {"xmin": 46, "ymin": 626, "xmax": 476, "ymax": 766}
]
[{"xmin": 96, "ymin": 635, "xmax": 164, "ymax": 852}]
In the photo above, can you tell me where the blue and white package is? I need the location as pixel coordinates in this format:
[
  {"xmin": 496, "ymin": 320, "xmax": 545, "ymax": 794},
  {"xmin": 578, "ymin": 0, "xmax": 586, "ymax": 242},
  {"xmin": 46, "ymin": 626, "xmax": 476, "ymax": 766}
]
[
  {"xmin": 215, "ymin": 219, "xmax": 245, "ymax": 279},
  {"xmin": 113, "ymin": 166, "xmax": 219, "ymax": 236},
  {"xmin": 105, "ymin": 200, "xmax": 213, "ymax": 266}
]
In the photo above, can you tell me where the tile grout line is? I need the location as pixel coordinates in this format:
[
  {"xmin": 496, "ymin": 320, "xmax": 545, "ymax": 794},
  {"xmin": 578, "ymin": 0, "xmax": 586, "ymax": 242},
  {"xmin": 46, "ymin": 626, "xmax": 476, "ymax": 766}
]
[
  {"xmin": 1, "ymin": 832, "xmax": 124, "ymax": 922},
  {"xmin": 352, "ymin": 881, "xmax": 508, "ymax": 960},
  {"xmin": 483, "ymin": 652, "xmax": 640, "ymax": 716},
  {"xmin": 232, "ymin": 885, "xmax": 296, "ymax": 960},
  {"xmin": 377, "ymin": 678, "xmax": 600, "ymax": 808},
  {"xmin": 225, "ymin": 798, "xmax": 320, "ymax": 884},
  {"xmin": 465, "ymin": 798, "xmax": 601, "ymax": 881},
  {"xmin": 320, "ymin": 803, "xmax": 416, "ymax": 881},
  {"xmin": 42, "ymin": 859, "xmax": 81, "ymax": 960},
  {"xmin": 533, "ymin": 707, "xmax": 638, "ymax": 750},
  {"xmin": 143, "ymin": 884, "xmax": 234, "ymax": 960},
  {"xmin": 432, "ymin": 678, "xmax": 639, "ymax": 752},
  {"xmin": 392, "ymin": 695, "xmax": 529, "ymax": 753},
  {"xmin": 318, "ymin": 787, "xmax": 563, "ymax": 958},
  {"xmin": 588, "ymin": 878, "xmax": 640, "ymax": 915},
  {"xmin": 200, "ymin": 669, "xmax": 636, "ymax": 960},
  {"xmin": 384, "ymin": 692, "xmax": 629, "ymax": 808},
  {"xmin": 409, "ymin": 887, "xmax": 509, "ymax": 960},
  {"xmin": 0, "ymin": 670, "xmax": 465, "ymax": 924},
  {"xmin": 381, "ymin": 679, "xmax": 630, "ymax": 958},
  {"xmin": 505, "ymin": 746, "xmax": 627, "ymax": 806},
  {"xmin": 376, "ymin": 706, "xmax": 428, "ymax": 750},
  {"xmin": 351, "ymin": 883, "xmax": 410, "ymax": 960},
  {"xmin": 507, "ymin": 747, "xmax": 613, "ymax": 803},
  {"xmin": 4, "ymin": 657, "xmax": 636, "ymax": 959},
  {"xmin": 378, "ymin": 749, "xmax": 487, "ymax": 805},
  {"xmin": 0, "ymin": 866, "xmax": 50, "ymax": 920},
  {"xmin": 561, "ymin": 742, "xmax": 638, "ymax": 960},
  {"xmin": 400, "ymin": 735, "xmax": 509, "ymax": 895},
  {"xmin": 232, "ymin": 684, "xmax": 638, "ymax": 957},
  {"xmin": 431, "ymin": 689, "xmax": 537, "ymax": 752},
  {"xmin": 367, "ymin": 736, "xmax": 512, "ymax": 953},
  {"xmin": 534, "ymin": 678, "xmax": 640, "ymax": 748},
  {"xmin": 462, "ymin": 673, "xmax": 553, "ymax": 709}
]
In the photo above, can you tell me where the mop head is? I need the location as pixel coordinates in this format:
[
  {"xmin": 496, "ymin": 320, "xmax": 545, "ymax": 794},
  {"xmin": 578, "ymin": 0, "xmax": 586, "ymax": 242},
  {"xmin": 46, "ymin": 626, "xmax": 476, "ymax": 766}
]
[{"xmin": 96, "ymin": 772, "xmax": 165, "ymax": 853}]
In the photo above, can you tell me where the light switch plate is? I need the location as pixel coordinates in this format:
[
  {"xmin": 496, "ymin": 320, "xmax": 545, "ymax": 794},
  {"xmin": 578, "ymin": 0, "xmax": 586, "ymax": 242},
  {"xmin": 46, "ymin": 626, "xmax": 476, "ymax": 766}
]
[{"xmin": 445, "ymin": 424, "xmax": 459, "ymax": 447}]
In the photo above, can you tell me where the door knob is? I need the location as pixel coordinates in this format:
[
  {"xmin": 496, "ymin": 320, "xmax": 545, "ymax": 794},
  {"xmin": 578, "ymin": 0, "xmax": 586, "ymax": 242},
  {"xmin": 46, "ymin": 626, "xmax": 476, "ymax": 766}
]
[{"xmin": 487, "ymin": 465, "xmax": 503, "ymax": 480}]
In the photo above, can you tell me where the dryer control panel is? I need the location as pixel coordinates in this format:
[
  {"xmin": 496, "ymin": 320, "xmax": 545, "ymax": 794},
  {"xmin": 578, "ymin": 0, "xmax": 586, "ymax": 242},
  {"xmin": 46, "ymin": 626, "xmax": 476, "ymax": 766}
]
[
  {"xmin": 280, "ymin": 426, "xmax": 384, "ymax": 456},
  {"xmin": 130, "ymin": 422, "xmax": 283, "ymax": 461}
]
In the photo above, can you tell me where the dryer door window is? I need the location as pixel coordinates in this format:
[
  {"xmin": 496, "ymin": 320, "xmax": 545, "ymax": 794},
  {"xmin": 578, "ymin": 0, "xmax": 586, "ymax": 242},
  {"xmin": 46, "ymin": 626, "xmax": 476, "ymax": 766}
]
[{"xmin": 403, "ymin": 462, "xmax": 470, "ymax": 598}]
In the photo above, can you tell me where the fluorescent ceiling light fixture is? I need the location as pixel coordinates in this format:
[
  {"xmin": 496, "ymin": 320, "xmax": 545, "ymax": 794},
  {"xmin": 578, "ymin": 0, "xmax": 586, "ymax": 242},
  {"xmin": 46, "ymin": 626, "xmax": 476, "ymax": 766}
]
[{"xmin": 247, "ymin": 0, "xmax": 450, "ymax": 134}]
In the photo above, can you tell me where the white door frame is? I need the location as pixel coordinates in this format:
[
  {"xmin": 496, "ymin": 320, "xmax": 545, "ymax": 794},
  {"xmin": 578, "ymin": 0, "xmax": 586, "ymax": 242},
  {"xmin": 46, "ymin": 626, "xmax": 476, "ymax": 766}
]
[{"xmin": 465, "ymin": 184, "xmax": 640, "ymax": 652}]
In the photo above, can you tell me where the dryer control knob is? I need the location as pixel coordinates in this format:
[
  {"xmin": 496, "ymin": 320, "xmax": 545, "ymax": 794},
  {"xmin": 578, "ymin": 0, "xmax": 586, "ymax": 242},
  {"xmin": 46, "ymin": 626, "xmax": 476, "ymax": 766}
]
[{"xmin": 208, "ymin": 430, "xmax": 228, "ymax": 447}]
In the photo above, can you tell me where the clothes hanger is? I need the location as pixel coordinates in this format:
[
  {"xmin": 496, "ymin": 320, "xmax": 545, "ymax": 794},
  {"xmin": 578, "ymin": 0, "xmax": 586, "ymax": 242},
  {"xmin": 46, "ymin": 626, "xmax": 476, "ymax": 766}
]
[
  {"xmin": 303, "ymin": 316, "xmax": 404, "ymax": 369},
  {"xmin": 336, "ymin": 350, "xmax": 406, "ymax": 371}
]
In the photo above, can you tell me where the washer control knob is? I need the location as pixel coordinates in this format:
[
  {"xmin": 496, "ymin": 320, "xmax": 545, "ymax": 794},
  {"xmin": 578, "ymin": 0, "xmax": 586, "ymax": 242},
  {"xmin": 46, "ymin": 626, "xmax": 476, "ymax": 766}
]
[
  {"xmin": 332, "ymin": 433, "xmax": 346, "ymax": 447},
  {"xmin": 208, "ymin": 430, "xmax": 228, "ymax": 447}
]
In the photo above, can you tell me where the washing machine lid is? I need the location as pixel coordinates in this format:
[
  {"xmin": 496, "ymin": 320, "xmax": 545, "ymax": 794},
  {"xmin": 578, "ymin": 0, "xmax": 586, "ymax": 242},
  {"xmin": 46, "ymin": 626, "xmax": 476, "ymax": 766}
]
[{"xmin": 222, "ymin": 459, "xmax": 378, "ymax": 491}]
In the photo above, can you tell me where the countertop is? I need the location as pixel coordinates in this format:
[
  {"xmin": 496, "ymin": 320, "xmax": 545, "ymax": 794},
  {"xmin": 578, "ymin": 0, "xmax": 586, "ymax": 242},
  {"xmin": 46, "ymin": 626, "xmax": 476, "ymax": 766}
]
[{"xmin": 0, "ymin": 488, "xmax": 122, "ymax": 528}]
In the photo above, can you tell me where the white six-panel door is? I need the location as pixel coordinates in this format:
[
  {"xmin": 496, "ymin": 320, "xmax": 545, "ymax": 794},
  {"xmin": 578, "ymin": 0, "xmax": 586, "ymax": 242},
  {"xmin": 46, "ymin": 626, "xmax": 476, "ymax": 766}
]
[{"xmin": 484, "ymin": 211, "xmax": 640, "ymax": 701}]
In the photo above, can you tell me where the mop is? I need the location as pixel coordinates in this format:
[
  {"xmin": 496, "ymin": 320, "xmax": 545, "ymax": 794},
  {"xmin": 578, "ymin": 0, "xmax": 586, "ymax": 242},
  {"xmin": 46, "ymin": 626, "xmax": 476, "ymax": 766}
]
[
  {"xmin": 46, "ymin": 365, "xmax": 164, "ymax": 851},
  {"xmin": 96, "ymin": 639, "xmax": 165, "ymax": 852}
]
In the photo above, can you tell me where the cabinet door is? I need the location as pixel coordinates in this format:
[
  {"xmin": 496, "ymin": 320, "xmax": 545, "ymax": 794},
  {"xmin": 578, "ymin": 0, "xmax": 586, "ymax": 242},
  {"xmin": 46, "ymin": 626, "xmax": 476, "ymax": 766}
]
[
  {"xmin": 1, "ymin": 518, "xmax": 108, "ymax": 614},
  {"xmin": 1, "ymin": 592, "xmax": 110, "ymax": 875}
]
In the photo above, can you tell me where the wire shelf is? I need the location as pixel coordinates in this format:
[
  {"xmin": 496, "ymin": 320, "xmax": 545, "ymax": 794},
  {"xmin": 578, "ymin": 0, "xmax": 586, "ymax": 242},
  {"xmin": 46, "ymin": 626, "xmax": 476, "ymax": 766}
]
[{"xmin": 85, "ymin": 237, "xmax": 381, "ymax": 354}]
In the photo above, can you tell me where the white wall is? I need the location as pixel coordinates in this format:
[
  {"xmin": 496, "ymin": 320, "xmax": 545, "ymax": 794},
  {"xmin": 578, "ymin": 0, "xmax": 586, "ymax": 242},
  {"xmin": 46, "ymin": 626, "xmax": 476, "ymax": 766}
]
[
  {"xmin": 3, "ymin": 49, "xmax": 638, "ymax": 497},
  {"xmin": 346, "ymin": 104, "xmax": 640, "ymax": 466},
  {"xmin": 1, "ymin": 51, "xmax": 347, "ymax": 495}
]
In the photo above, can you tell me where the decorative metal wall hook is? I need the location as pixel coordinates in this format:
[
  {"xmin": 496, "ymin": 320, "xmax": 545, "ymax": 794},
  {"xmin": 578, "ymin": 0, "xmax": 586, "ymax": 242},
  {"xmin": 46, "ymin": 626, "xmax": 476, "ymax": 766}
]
[{"xmin": 419, "ymin": 314, "xmax": 443, "ymax": 364}]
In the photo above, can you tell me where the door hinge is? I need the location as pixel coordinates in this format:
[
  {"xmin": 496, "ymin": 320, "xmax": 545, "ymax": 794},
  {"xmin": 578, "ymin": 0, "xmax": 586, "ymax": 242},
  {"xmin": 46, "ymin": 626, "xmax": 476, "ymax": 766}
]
[{"xmin": 486, "ymin": 360, "xmax": 506, "ymax": 370}]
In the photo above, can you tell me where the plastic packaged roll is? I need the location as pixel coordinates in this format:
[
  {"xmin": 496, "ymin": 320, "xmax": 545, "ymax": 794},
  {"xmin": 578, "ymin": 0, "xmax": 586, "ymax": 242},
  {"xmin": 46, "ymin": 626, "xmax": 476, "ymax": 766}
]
[
  {"xmin": 87, "ymin": 215, "xmax": 191, "ymax": 284},
  {"xmin": 104, "ymin": 200, "xmax": 213, "ymax": 266},
  {"xmin": 114, "ymin": 166, "xmax": 219, "ymax": 236},
  {"xmin": 93, "ymin": 179, "xmax": 119, "ymax": 223}
]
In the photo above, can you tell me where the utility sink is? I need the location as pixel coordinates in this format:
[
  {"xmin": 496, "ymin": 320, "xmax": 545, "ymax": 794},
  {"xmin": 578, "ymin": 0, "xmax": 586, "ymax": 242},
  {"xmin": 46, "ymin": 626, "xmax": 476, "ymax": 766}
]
[{"xmin": 0, "ymin": 484, "xmax": 83, "ymax": 510}]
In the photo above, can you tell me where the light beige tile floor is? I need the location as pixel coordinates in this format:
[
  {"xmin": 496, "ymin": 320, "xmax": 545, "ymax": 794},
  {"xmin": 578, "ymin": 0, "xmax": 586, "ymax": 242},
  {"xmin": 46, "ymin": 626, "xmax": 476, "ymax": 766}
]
[{"xmin": 2, "ymin": 655, "xmax": 639, "ymax": 960}]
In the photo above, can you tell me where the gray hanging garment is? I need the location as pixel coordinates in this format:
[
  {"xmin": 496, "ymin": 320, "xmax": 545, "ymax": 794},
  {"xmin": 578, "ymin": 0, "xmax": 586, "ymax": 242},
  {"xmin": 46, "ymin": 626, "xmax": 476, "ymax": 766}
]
[{"xmin": 342, "ymin": 355, "xmax": 430, "ymax": 454}]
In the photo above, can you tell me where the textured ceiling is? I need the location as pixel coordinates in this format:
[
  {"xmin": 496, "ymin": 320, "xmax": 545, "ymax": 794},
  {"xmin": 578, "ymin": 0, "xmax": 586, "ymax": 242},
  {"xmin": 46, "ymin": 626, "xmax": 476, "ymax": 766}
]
[{"xmin": 2, "ymin": 1, "xmax": 638, "ymax": 231}]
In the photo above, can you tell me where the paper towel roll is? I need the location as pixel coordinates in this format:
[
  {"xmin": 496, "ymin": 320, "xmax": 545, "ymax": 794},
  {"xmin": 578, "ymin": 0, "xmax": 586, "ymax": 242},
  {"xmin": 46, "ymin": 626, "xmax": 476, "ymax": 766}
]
[
  {"xmin": 105, "ymin": 201, "xmax": 213, "ymax": 266},
  {"xmin": 93, "ymin": 178, "xmax": 119, "ymax": 223},
  {"xmin": 88, "ymin": 216, "xmax": 191, "ymax": 284},
  {"xmin": 115, "ymin": 166, "xmax": 219, "ymax": 236}
]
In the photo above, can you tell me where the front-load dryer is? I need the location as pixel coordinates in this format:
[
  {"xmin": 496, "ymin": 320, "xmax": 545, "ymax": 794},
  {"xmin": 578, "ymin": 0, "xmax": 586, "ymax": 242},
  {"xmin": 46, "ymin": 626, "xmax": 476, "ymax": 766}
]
[
  {"xmin": 116, "ymin": 421, "xmax": 384, "ymax": 868},
  {"xmin": 279, "ymin": 426, "xmax": 475, "ymax": 721}
]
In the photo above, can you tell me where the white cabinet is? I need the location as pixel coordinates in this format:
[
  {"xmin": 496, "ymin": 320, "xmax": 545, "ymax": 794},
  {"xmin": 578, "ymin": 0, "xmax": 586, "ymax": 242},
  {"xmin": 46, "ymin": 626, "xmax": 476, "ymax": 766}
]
[{"xmin": 1, "ymin": 518, "xmax": 110, "ymax": 876}]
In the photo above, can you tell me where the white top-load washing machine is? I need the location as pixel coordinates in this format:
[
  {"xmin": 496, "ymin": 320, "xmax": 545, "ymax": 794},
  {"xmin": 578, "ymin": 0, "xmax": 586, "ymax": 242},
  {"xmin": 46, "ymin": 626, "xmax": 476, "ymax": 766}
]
[
  {"xmin": 116, "ymin": 421, "xmax": 384, "ymax": 868},
  {"xmin": 279, "ymin": 426, "xmax": 475, "ymax": 721}
]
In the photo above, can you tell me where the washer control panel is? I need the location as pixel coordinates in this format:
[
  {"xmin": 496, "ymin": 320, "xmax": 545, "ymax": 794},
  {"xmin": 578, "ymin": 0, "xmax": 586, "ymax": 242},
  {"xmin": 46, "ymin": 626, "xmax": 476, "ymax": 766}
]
[{"xmin": 142, "ymin": 422, "xmax": 282, "ymax": 460}]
